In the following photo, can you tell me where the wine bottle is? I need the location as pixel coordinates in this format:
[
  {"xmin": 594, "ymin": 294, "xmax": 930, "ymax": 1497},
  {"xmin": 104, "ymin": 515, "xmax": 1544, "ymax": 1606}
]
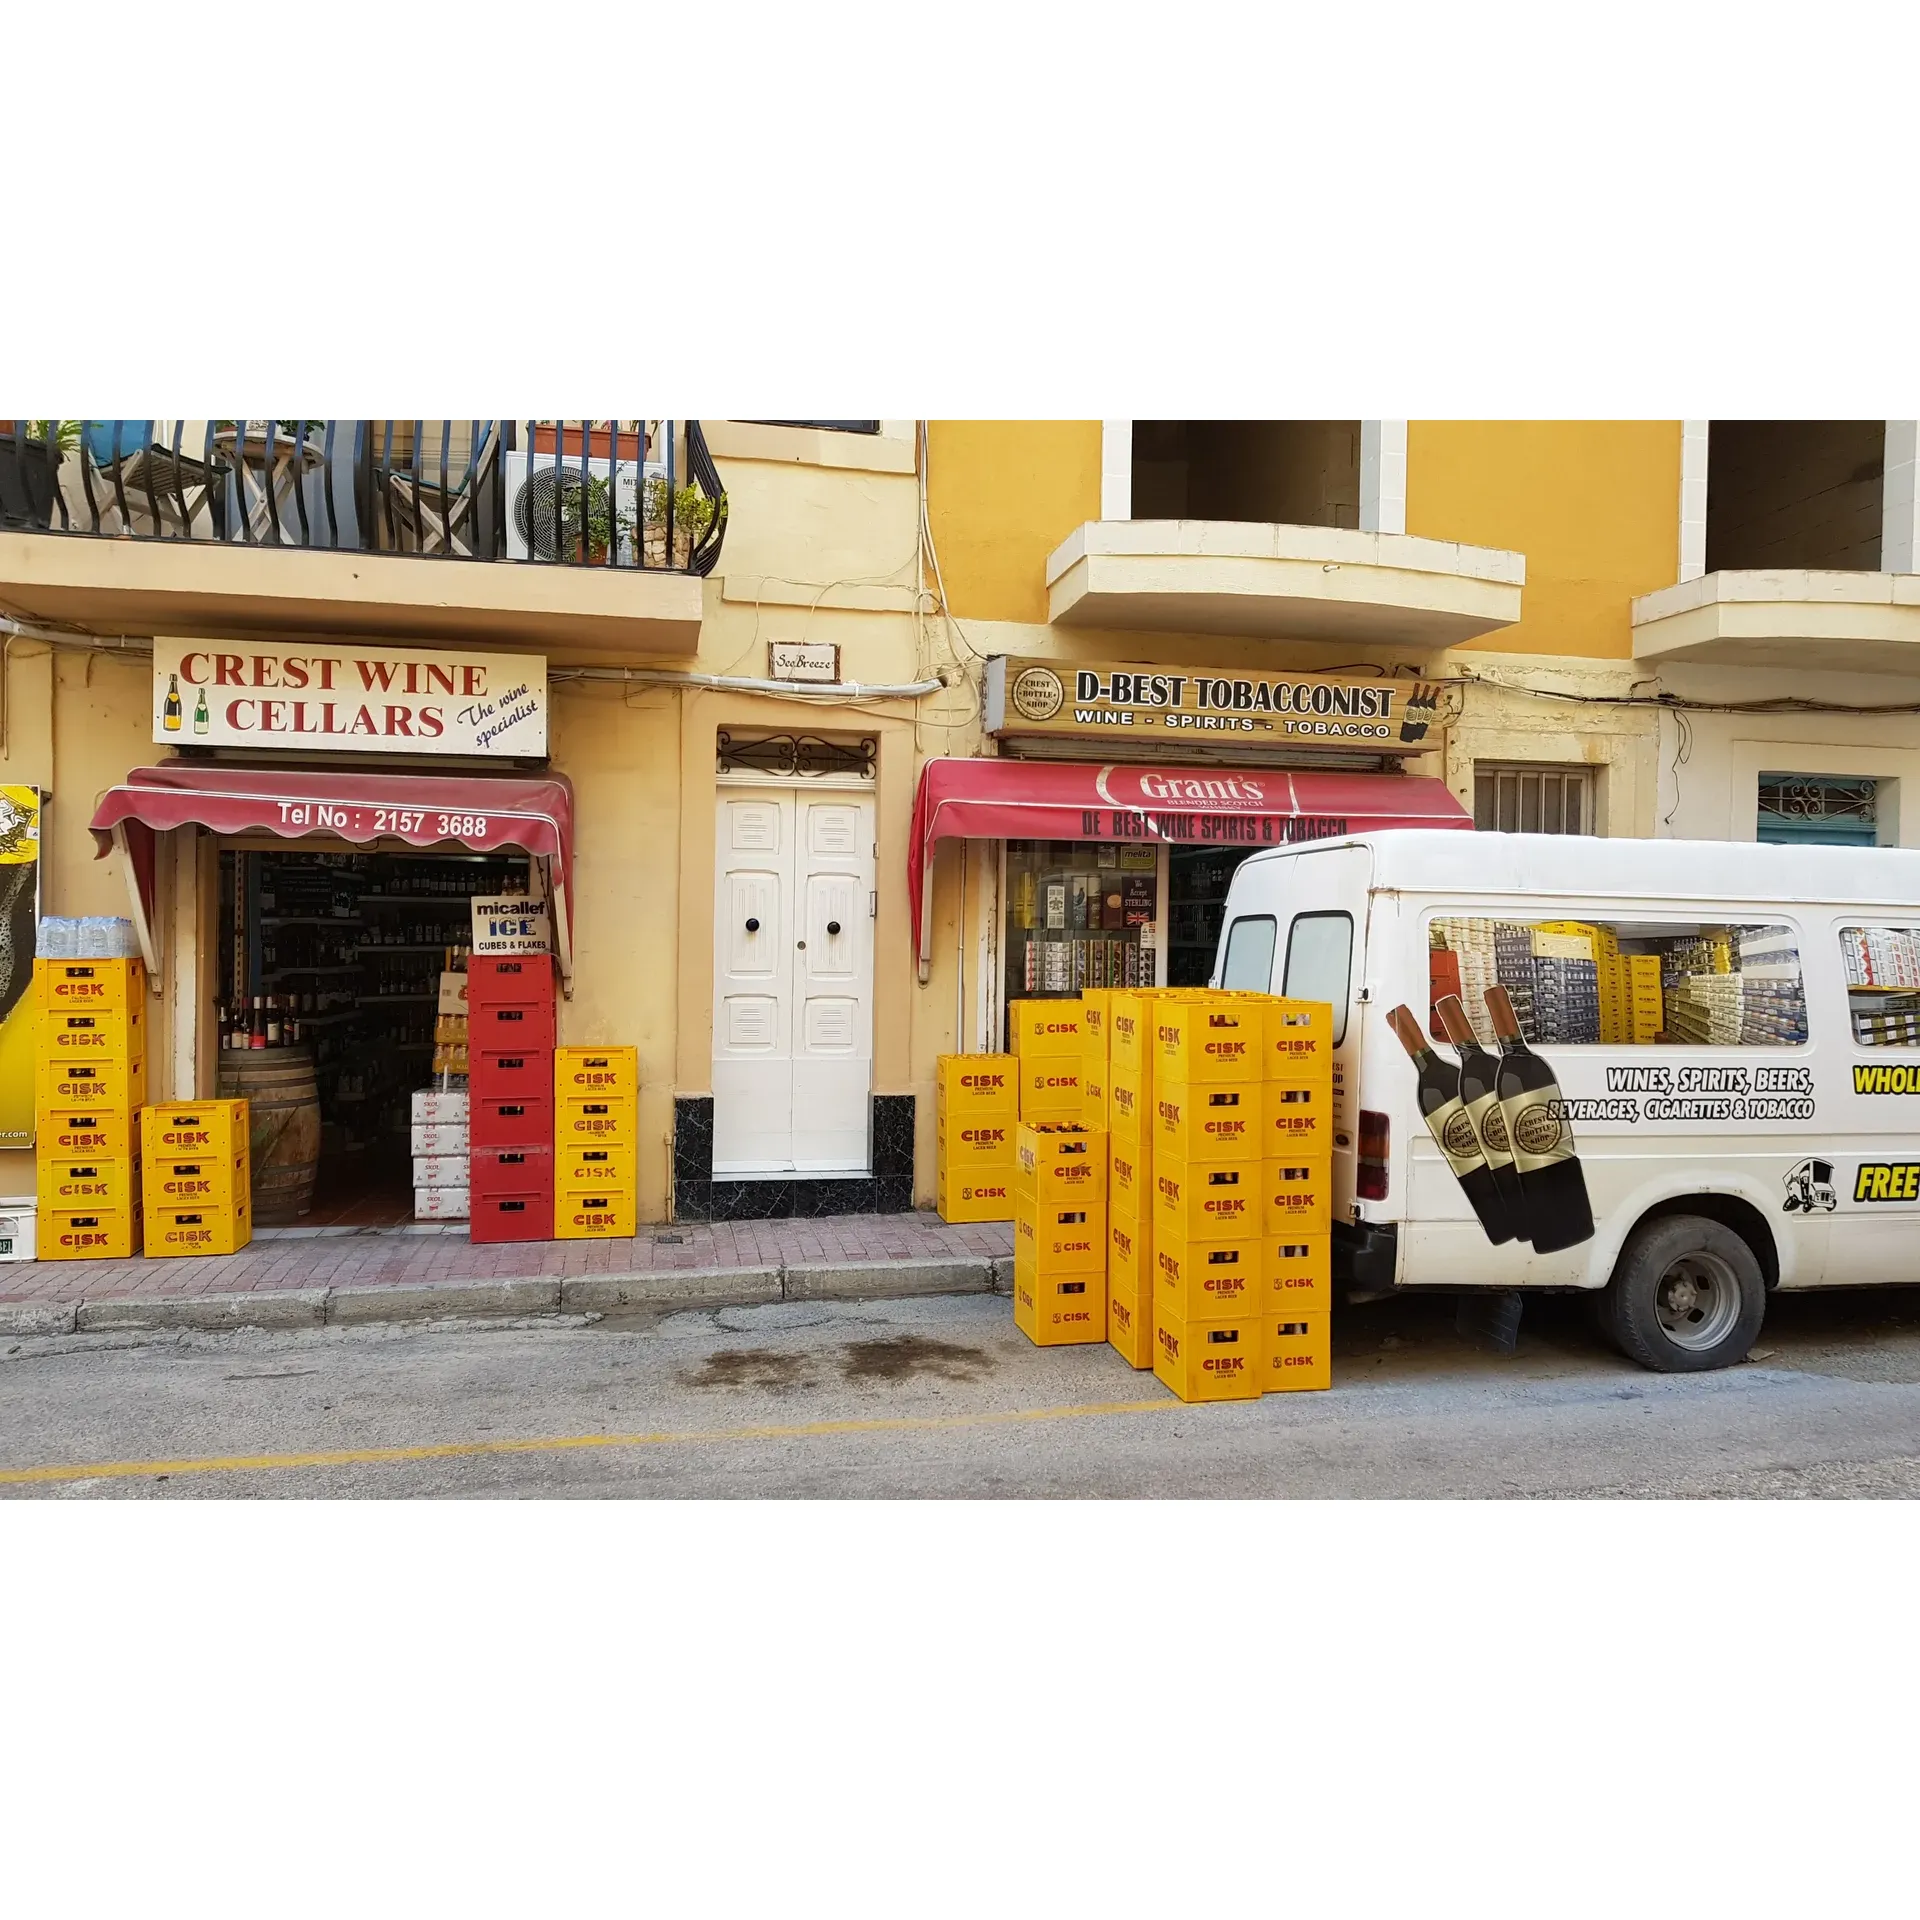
[
  {"xmin": 266, "ymin": 994, "xmax": 283, "ymax": 1047},
  {"xmin": 192, "ymin": 686, "xmax": 210, "ymax": 735},
  {"xmin": 1386, "ymin": 1004, "xmax": 1514, "ymax": 1245},
  {"xmin": 1434, "ymin": 993, "xmax": 1529, "ymax": 1244},
  {"xmin": 1483, "ymin": 985, "xmax": 1595, "ymax": 1254},
  {"xmin": 249, "ymin": 996, "xmax": 266, "ymax": 1050},
  {"xmin": 163, "ymin": 673, "xmax": 181, "ymax": 732}
]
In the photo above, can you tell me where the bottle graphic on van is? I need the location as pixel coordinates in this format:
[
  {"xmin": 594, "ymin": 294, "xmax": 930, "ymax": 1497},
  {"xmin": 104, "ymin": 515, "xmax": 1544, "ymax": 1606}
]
[
  {"xmin": 1433, "ymin": 993, "xmax": 1529, "ymax": 1243},
  {"xmin": 1484, "ymin": 985, "xmax": 1594, "ymax": 1254},
  {"xmin": 1387, "ymin": 1004, "xmax": 1515, "ymax": 1245}
]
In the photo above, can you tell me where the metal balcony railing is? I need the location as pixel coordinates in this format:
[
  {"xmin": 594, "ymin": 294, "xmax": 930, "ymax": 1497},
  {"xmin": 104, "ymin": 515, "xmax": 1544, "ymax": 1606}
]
[{"xmin": 0, "ymin": 420, "xmax": 727, "ymax": 576}]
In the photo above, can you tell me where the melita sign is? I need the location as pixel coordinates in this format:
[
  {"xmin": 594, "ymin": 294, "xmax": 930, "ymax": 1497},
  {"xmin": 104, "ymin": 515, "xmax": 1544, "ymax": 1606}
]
[{"xmin": 151, "ymin": 637, "xmax": 548, "ymax": 758}]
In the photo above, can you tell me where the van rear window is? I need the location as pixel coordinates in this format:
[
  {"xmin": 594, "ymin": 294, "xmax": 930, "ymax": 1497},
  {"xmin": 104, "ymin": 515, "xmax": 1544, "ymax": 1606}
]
[{"xmin": 1426, "ymin": 915, "xmax": 1806, "ymax": 1048}]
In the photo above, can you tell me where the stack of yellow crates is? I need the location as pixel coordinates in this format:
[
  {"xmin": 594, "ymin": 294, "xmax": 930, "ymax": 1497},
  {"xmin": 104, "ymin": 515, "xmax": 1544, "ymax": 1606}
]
[
  {"xmin": 36, "ymin": 956, "xmax": 149, "ymax": 1259},
  {"xmin": 934, "ymin": 1054, "xmax": 1017, "ymax": 1222},
  {"xmin": 1628, "ymin": 953, "xmax": 1663, "ymax": 1042},
  {"xmin": 556, "ymin": 1046, "xmax": 639, "ymax": 1238},
  {"xmin": 1012, "ymin": 1121, "xmax": 1106, "ymax": 1346},
  {"xmin": 1009, "ymin": 999, "xmax": 1081, "ymax": 1121},
  {"xmin": 141, "ymin": 1100, "xmax": 252, "ymax": 1255},
  {"xmin": 1253, "ymin": 995, "xmax": 1335, "ymax": 1394},
  {"xmin": 1104, "ymin": 985, "xmax": 1164, "ymax": 1369}
]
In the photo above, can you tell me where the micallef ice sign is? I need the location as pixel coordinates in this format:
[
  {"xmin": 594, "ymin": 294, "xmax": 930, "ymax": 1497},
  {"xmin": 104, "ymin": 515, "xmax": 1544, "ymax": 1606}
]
[{"xmin": 151, "ymin": 637, "xmax": 547, "ymax": 758}]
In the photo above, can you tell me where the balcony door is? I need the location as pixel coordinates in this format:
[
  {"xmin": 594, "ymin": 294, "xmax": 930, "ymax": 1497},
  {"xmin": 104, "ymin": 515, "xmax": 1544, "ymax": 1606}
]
[{"xmin": 712, "ymin": 785, "xmax": 875, "ymax": 1176}]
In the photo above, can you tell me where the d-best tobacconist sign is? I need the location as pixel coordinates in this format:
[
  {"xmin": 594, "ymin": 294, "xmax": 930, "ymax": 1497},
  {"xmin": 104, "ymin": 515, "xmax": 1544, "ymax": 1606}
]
[
  {"xmin": 985, "ymin": 656, "xmax": 1439, "ymax": 750},
  {"xmin": 151, "ymin": 637, "xmax": 548, "ymax": 758}
]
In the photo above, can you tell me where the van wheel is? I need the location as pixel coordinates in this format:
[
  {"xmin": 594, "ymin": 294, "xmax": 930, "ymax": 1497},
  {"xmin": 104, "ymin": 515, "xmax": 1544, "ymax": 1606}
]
[{"xmin": 1600, "ymin": 1216, "xmax": 1765, "ymax": 1373}]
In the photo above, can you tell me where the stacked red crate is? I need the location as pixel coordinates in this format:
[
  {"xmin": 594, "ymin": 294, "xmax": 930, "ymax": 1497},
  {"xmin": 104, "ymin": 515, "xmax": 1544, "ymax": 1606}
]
[{"xmin": 467, "ymin": 955, "xmax": 557, "ymax": 1243}]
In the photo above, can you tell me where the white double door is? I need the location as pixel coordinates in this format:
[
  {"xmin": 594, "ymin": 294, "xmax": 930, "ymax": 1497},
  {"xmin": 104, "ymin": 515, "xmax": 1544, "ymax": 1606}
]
[{"xmin": 713, "ymin": 785, "xmax": 876, "ymax": 1175}]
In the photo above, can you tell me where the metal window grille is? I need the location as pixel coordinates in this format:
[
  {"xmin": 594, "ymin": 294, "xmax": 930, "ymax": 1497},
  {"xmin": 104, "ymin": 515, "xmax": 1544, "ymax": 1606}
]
[{"xmin": 1473, "ymin": 764, "xmax": 1595, "ymax": 835}]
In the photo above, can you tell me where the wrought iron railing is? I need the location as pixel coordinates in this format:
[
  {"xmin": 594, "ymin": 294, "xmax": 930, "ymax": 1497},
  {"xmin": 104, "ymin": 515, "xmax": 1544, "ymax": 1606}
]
[{"xmin": 0, "ymin": 420, "xmax": 727, "ymax": 576}]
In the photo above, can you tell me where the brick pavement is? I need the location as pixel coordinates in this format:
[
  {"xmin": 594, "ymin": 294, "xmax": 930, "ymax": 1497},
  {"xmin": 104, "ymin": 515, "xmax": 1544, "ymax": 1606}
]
[{"xmin": 0, "ymin": 1212, "xmax": 1015, "ymax": 1304}]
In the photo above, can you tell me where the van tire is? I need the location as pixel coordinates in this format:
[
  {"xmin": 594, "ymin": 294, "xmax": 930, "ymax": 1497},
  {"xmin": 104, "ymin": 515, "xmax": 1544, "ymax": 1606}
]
[{"xmin": 1600, "ymin": 1215, "xmax": 1765, "ymax": 1373}]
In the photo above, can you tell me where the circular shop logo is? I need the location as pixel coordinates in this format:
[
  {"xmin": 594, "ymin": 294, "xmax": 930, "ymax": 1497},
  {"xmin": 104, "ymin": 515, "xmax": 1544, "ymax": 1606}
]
[
  {"xmin": 1010, "ymin": 666, "xmax": 1065, "ymax": 723},
  {"xmin": 1513, "ymin": 1102, "xmax": 1565, "ymax": 1157},
  {"xmin": 1442, "ymin": 1110, "xmax": 1481, "ymax": 1160},
  {"xmin": 1479, "ymin": 1102, "xmax": 1511, "ymax": 1156}
]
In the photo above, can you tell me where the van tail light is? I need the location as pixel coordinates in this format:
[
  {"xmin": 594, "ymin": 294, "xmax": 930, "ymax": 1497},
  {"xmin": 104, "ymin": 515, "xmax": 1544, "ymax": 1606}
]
[{"xmin": 1357, "ymin": 1109, "xmax": 1390, "ymax": 1200}]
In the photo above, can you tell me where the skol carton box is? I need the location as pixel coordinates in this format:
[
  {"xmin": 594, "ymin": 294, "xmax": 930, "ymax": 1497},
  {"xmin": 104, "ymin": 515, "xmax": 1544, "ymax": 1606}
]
[
  {"xmin": 1153, "ymin": 1304, "xmax": 1262, "ymax": 1403},
  {"xmin": 1263, "ymin": 1311, "xmax": 1331, "ymax": 1392}
]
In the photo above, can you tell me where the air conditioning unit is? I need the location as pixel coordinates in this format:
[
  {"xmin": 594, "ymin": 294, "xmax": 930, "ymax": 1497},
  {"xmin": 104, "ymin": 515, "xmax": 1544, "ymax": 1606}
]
[{"xmin": 502, "ymin": 449, "xmax": 663, "ymax": 563}]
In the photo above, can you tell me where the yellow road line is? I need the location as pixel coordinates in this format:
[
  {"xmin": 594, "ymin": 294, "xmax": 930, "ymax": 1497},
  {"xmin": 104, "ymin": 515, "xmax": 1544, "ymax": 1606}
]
[{"xmin": 0, "ymin": 1395, "xmax": 1177, "ymax": 1486}]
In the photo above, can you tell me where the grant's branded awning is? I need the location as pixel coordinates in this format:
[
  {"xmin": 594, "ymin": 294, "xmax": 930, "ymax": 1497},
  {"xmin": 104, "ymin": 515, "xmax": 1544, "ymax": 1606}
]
[
  {"xmin": 907, "ymin": 755, "xmax": 1470, "ymax": 969},
  {"xmin": 89, "ymin": 763, "xmax": 576, "ymax": 988}
]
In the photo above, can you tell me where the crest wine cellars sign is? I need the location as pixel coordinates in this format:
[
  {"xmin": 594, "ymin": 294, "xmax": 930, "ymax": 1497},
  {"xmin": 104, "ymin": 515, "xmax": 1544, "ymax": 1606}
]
[
  {"xmin": 984, "ymin": 655, "xmax": 1439, "ymax": 752},
  {"xmin": 151, "ymin": 637, "xmax": 548, "ymax": 758}
]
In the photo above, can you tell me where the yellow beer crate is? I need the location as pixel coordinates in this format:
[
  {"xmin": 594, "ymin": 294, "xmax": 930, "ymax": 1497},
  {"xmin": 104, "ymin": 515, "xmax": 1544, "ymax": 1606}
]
[
  {"xmin": 144, "ymin": 1152, "xmax": 248, "ymax": 1210},
  {"xmin": 557, "ymin": 1190, "xmax": 637, "ymax": 1239},
  {"xmin": 33, "ymin": 956, "xmax": 146, "ymax": 1013},
  {"xmin": 1151, "ymin": 1082, "xmax": 1262, "ymax": 1163},
  {"xmin": 1079, "ymin": 989, "xmax": 1113, "ymax": 1068},
  {"xmin": 1154, "ymin": 998, "xmax": 1261, "ymax": 1086},
  {"xmin": 1258, "ymin": 1079, "xmax": 1331, "ymax": 1154},
  {"xmin": 1153, "ymin": 1303, "xmax": 1262, "ymax": 1403},
  {"xmin": 554, "ymin": 1046, "xmax": 639, "ymax": 1100},
  {"xmin": 1153, "ymin": 1157, "xmax": 1260, "ymax": 1241},
  {"xmin": 557, "ymin": 1094, "xmax": 638, "ymax": 1147},
  {"xmin": 36, "ymin": 1104, "xmax": 139, "ymax": 1159},
  {"xmin": 1015, "ymin": 1122, "xmax": 1106, "ymax": 1204},
  {"xmin": 1261, "ymin": 999, "xmax": 1335, "ymax": 1081},
  {"xmin": 1009, "ymin": 999, "xmax": 1082, "ymax": 1057},
  {"xmin": 1154, "ymin": 1226, "xmax": 1263, "ymax": 1320},
  {"xmin": 1108, "ymin": 1210, "xmax": 1149, "ymax": 1294},
  {"xmin": 144, "ymin": 1199, "xmax": 251, "ymax": 1257},
  {"xmin": 1018, "ymin": 1058, "xmax": 1083, "ymax": 1119},
  {"xmin": 934, "ymin": 1053, "xmax": 1019, "ymax": 1119},
  {"xmin": 1014, "ymin": 1198, "xmax": 1106, "ymax": 1275},
  {"xmin": 1107, "ymin": 1071, "xmax": 1149, "ymax": 1144},
  {"xmin": 36, "ymin": 1052, "xmax": 147, "ymax": 1114},
  {"xmin": 935, "ymin": 1165, "xmax": 1015, "ymax": 1224},
  {"xmin": 141, "ymin": 1100, "xmax": 248, "ymax": 1163},
  {"xmin": 557, "ymin": 1144, "xmax": 638, "ymax": 1190},
  {"xmin": 1263, "ymin": 1311, "xmax": 1331, "ymax": 1392},
  {"xmin": 1109, "ymin": 990, "xmax": 1156, "ymax": 1078},
  {"xmin": 1081, "ymin": 1061, "xmax": 1109, "ymax": 1131},
  {"xmin": 37, "ymin": 1000, "xmax": 146, "ymax": 1063},
  {"xmin": 1263, "ymin": 1156, "xmax": 1333, "ymax": 1236},
  {"xmin": 939, "ymin": 1113, "xmax": 1017, "ymax": 1167},
  {"xmin": 1108, "ymin": 1134, "xmax": 1150, "ymax": 1220},
  {"xmin": 40, "ymin": 1201, "xmax": 141, "ymax": 1261},
  {"xmin": 1263, "ymin": 1233, "xmax": 1332, "ymax": 1314},
  {"xmin": 37, "ymin": 1155, "xmax": 139, "ymax": 1213},
  {"xmin": 1013, "ymin": 1265, "xmax": 1107, "ymax": 1347},
  {"xmin": 1106, "ymin": 1273, "xmax": 1154, "ymax": 1370}
]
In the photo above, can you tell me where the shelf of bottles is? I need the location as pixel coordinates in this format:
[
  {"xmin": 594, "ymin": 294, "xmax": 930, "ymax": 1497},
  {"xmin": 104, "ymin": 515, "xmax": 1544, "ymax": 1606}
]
[
  {"xmin": 217, "ymin": 848, "xmax": 530, "ymax": 1158},
  {"xmin": 1165, "ymin": 847, "xmax": 1257, "ymax": 987},
  {"xmin": 1002, "ymin": 840, "xmax": 1158, "ymax": 1026}
]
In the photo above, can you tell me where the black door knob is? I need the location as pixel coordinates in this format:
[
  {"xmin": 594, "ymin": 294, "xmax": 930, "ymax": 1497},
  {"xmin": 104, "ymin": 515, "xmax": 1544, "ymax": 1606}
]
[
  {"xmin": 745, "ymin": 917, "xmax": 760, "ymax": 932},
  {"xmin": 827, "ymin": 920, "xmax": 842, "ymax": 935}
]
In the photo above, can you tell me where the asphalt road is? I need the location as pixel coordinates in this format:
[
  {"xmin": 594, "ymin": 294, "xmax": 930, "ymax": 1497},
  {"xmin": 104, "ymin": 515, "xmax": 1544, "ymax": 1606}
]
[{"xmin": 6, "ymin": 1284, "xmax": 1920, "ymax": 1498}]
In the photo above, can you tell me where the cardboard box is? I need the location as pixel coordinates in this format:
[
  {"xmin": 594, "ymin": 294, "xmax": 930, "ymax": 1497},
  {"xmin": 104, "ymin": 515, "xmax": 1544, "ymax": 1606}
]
[
  {"xmin": 1153, "ymin": 1158, "xmax": 1260, "ymax": 1240},
  {"xmin": 1153, "ymin": 1303, "xmax": 1262, "ymax": 1403},
  {"xmin": 143, "ymin": 1201, "xmax": 250, "ymax": 1258},
  {"xmin": 1013, "ymin": 1266, "xmax": 1107, "ymax": 1347},
  {"xmin": 935, "ymin": 1053, "xmax": 1020, "ymax": 1119},
  {"xmin": 1106, "ymin": 1274, "xmax": 1154, "ymax": 1370},
  {"xmin": 415, "ymin": 1186, "xmax": 470, "ymax": 1221},
  {"xmin": 1009, "ymin": 999, "xmax": 1082, "ymax": 1057},
  {"xmin": 411, "ymin": 1153, "xmax": 471, "ymax": 1189},
  {"xmin": 555, "ymin": 1046, "xmax": 639, "ymax": 1099},
  {"xmin": 40, "ymin": 1201, "xmax": 142, "ymax": 1261},
  {"xmin": 1151, "ymin": 1082, "xmax": 1262, "ymax": 1162},
  {"xmin": 1262, "ymin": 1157, "xmax": 1333, "ymax": 1236},
  {"xmin": 36, "ymin": 1155, "xmax": 139, "ymax": 1212},
  {"xmin": 35, "ymin": 1106, "xmax": 138, "ymax": 1159},
  {"xmin": 34, "ymin": 956, "xmax": 145, "ymax": 1012},
  {"xmin": 1261, "ymin": 999, "xmax": 1334, "ymax": 1080},
  {"xmin": 410, "ymin": 1121, "xmax": 470, "ymax": 1157},
  {"xmin": 1263, "ymin": 1233, "xmax": 1333, "ymax": 1313},
  {"xmin": 1264, "ymin": 1311, "xmax": 1331, "ymax": 1392},
  {"xmin": 145, "ymin": 1153, "xmax": 248, "ymax": 1209},
  {"xmin": 411, "ymin": 1087, "xmax": 470, "ymax": 1124},
  {"xmin": 1015, "ymin": 1123, "xmax": 1107, "ymax": 1203},
  {"xmin": 1155, "ymin": 998, "xmax": 1261, "ymax": 1086},
  {"xmin": 141, "ymin": 1100, "xmax": 246, "ymax": 1163},
  {"xmin": 1154, "ymin": 1227, "xmax": 1263, "ymax": 1320},
  {"xmin": 1014, "ymin": 1198, "xmax": 1106, "ymax": 1274}
]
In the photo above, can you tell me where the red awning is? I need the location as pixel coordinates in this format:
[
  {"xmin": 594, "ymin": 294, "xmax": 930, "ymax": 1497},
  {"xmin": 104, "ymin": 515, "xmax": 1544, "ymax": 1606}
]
[
  {"xmin": 90, "ymin": 763, "xmax": 576, "ymax": 988},
  {"xmin": 908, "ymin": 755, "xmax": 1471, "ymax": 968}
]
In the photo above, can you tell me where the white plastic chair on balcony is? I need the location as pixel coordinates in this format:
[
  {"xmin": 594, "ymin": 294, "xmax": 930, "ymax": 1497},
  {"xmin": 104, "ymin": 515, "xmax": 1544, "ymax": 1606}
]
[{"xmin": 381, "ymin": 423, "xmax": 502, "ymax": 557}]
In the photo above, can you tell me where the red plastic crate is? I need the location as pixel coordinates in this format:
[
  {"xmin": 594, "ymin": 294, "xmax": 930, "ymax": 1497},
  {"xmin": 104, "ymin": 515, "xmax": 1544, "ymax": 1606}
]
[
  {"xmin": 471, "ymin": 1045, "xmax": 555, "ymax": 1100},
  {"xmin": 467, "ymin": 955, "xmax": 556, "ymax": 1006},
  {"xmin": 468, "ymin": 1186, "xmax": 554, "ymax": 1244},
  {"xmin": 469, "ymin": 1145, "xmax": 553, "ymax": 1200},
  {"xmin": 468, "ymin": 999, "xmax": 557, "ymax": 1049},
  {"xmin": 471, "ymin": 1091, "xmax": 555, "ymax": 1149}
]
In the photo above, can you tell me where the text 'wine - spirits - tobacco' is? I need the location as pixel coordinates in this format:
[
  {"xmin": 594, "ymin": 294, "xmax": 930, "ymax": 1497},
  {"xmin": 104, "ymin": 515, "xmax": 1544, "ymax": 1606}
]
[
  {"xmin": 1483, "ymin": 984, "xmax": 1595, "ymax": 1254},
  {"xmin": 1387, "ymin": 1003, "xmax": 1514, "ymax": 1245},
  {"xmin": 1434, "ymin": 992, "xmax": 1529, "ymax": 1244}
]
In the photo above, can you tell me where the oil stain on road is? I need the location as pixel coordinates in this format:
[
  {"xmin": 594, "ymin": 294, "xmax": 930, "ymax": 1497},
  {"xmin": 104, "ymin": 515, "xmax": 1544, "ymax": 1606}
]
[
  {"xmin": 839, "ymin": 1336, "xmax": 993, "ymax": 1384},
  {"xmin": 681, "ymin": 1349, "xmax": 816, "ymax": 1393}
]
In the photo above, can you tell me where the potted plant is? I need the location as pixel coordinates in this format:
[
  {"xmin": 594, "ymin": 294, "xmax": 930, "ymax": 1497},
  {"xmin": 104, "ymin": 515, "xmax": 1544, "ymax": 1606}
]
[
  {"xmin": 557, "ymin": 473, "xmax": 625, "ymax": 564},
  {"xmin": 639, "ymin": 473, "xmax": 715, "ymax": 568},
  {"xmin": 0, "ymin": 420, "xmax": 76, "ymax": 529}
]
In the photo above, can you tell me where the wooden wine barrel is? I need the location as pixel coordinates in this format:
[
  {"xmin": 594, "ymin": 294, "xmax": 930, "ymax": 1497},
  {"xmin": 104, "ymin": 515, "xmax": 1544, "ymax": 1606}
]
[{"xmin": 217, "ymin": 1046, "xmax": 321, "ymax": 1223}]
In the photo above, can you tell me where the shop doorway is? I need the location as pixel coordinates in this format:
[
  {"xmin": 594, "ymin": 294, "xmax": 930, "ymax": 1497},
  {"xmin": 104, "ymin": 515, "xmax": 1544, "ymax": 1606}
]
[
  {"xmin": 712, "ymin": 786, "xmax": 876, "ymax": 1176},
  {"xmin": 217, "ymin": 843, "xmax": 533, "ymax": 1227},
  {"xmin": 1167, "ymin": 846, "xmax": 1260, "ymax": 986}
]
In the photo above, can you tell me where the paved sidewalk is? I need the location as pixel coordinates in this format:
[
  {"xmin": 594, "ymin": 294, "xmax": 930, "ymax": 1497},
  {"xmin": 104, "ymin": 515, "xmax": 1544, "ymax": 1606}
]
[{"xmin": 1, "ymin": 1212, "xmax": 1015, "ymax": 1304}]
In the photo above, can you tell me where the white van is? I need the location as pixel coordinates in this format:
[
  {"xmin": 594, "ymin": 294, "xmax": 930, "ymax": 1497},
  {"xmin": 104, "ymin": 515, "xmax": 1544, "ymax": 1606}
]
[{"xmin": 1214, "ymin": 830, "xmax": 1920, "ymax": 1371}]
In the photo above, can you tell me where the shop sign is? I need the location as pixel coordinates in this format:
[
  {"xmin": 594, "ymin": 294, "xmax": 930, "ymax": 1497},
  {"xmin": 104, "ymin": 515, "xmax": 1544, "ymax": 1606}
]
[
  {"xmin": 984, "ymin": 656, "xmax": 1439, "ymax": 752},
  {"xmin": 471, "ymin": 895, "xmax": 550, "ymax": 957},
  {"xmin": 768, "ymin": 640, "xmax": 840, "ymax": 683},
  {"xmin": 152, "ymin": 637, "xmax": 548, "ymax": 758}
]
